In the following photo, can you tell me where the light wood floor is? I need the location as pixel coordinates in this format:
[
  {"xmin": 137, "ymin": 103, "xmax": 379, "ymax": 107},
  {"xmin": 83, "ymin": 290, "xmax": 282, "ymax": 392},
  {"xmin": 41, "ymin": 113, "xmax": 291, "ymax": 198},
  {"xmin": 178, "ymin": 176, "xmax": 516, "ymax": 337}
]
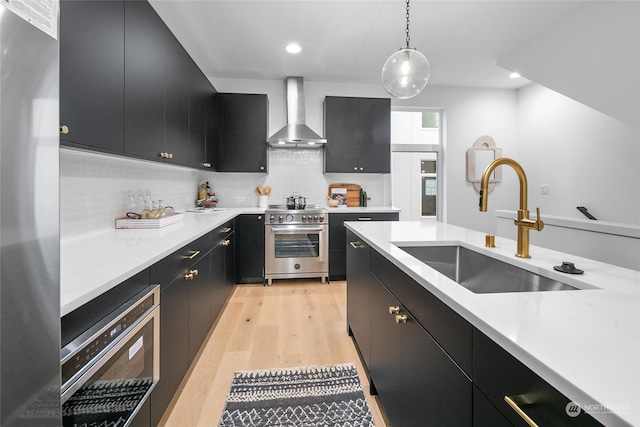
[{"xmin": 160, "ymin": 279, "xmax": 387, "ymax": 426}]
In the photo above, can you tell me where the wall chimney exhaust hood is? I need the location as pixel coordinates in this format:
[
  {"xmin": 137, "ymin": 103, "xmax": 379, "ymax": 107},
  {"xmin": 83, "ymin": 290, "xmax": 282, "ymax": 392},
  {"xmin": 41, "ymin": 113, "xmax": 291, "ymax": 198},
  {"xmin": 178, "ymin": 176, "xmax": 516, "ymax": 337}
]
[{"xmin": 267, "ymin": 77, "xmax": 327, "ymax": 148}]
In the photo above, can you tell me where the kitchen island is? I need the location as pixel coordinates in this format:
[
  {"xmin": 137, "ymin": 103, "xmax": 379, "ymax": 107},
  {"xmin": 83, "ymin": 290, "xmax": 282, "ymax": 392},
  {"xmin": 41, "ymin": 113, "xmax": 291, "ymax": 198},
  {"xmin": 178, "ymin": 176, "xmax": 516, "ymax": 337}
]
[{"xmin": 345, "ymin": 220, "xmax": 639, "ymax": 426}]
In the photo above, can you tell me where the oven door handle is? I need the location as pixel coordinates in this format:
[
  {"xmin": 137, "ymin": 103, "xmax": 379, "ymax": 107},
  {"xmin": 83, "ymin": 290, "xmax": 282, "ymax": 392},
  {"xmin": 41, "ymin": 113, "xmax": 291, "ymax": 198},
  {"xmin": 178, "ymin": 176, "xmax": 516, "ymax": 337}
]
[{"xmin": 270, "ymin": 227, "xmax": 324, "ymax": 233}]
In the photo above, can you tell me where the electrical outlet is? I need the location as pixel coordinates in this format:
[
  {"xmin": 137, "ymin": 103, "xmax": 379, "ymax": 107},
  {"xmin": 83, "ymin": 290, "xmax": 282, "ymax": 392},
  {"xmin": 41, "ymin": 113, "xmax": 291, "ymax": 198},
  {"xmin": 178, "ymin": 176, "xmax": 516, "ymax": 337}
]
[
  {"xmin": 235, "ymin": 196, "xmax": 245, "ymax": 202},
  {"xmin": 540, "ymin": 184, "xmax": 550, "ymax": 195}
]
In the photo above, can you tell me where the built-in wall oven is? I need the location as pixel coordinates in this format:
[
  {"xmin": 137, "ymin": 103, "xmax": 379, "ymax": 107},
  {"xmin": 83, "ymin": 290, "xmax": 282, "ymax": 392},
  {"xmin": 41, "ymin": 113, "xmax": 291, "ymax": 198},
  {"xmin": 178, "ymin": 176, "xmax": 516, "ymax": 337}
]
[
  {"xmin": 265, "ymin": 205, "xmax": 329, "ymax": 286},
  {"xmin": 60, "ymin": 285, "xmax": 160, "ymax": 427}
]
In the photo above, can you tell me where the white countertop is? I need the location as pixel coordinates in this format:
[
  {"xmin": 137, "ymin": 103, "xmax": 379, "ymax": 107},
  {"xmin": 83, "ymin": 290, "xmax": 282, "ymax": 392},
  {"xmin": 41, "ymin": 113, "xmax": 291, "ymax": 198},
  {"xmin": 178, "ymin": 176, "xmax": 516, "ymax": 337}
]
[
  {"xmin": 60, "ymin": 206, "xmax": 399, "ymax": 316},
  {"xmin": 345, "ymin": 220, "xmax": 639, "ymax": 427}
]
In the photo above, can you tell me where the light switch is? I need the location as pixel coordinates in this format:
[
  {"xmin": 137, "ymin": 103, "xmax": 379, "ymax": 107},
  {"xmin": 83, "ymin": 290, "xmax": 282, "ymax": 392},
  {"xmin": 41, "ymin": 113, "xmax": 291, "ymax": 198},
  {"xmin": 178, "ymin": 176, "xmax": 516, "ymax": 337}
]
[{"xmin": 540, "ymin": 184, "xmax": 550, "ymax": 195}]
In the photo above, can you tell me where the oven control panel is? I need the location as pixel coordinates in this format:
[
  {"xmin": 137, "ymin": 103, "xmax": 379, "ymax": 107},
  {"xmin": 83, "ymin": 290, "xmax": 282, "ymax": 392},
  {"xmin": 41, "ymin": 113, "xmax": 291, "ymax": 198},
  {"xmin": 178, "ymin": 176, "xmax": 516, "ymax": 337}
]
[{"xmin": 267, "ymin": 211, "xmax": 327, "ymax": 224}]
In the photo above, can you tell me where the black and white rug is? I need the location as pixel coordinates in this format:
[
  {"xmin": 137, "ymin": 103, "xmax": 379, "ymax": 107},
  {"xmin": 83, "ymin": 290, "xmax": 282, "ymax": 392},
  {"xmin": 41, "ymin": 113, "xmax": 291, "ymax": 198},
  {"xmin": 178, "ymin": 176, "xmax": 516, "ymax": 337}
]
[{"xmin": 218, "ymin": 363, "xmax": 376, "ymax": 427}]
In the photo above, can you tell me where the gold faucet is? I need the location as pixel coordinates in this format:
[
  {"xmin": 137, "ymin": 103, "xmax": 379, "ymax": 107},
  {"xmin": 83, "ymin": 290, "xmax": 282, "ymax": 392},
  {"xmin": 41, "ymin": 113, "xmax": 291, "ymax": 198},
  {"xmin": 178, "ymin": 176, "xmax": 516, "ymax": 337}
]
[{"xmin": 479, "ymin": 157, "xmax": 544, "ymax": 258}]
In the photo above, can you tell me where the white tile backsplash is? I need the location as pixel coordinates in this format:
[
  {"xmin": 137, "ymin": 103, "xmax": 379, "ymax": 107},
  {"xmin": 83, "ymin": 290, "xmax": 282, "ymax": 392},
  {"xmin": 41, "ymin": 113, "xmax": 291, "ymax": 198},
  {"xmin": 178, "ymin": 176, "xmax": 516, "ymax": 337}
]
[{"xmin": 60, "ymin": 147, "xmax": 390, "ymax": 238}]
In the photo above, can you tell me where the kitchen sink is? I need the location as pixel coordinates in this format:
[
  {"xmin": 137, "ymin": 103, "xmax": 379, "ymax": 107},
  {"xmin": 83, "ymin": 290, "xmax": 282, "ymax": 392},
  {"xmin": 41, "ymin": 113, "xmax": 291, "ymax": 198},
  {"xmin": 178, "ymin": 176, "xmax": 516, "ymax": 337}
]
[{"xmin": 396, "ymin": 245, "xmax": 592, "ymax": 293}]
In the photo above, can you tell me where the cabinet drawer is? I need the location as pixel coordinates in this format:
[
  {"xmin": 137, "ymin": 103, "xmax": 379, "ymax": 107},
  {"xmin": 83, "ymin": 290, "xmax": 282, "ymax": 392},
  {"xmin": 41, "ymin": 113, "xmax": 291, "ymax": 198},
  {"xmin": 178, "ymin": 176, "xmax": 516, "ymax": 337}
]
[
  {"xmin": 473, "ymin": 329, "xmax": 603, "ymax": 427},
  {"xmin": 329, "ymin": 212, "xmax": 398, "ymax": 226},
  {"xmin": 212, "ymin": 219, "xmax": 235, "ymax": 247},
  {"xmin": 371, "ymin": 250, "xmax": 472, "ymax": 375},
  {"xmin": 150, "ymin": 232, "xmax": 211, "ymax": 288}
]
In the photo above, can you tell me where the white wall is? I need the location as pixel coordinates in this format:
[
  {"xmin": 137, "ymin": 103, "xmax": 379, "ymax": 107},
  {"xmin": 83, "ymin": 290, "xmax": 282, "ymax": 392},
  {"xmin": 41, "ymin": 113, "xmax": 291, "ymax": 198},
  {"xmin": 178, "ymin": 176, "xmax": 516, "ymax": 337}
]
[
  {"xmin": 497, "ymin": 1, "xmax": 639, "ymax": 128},
  {"xmin": 516, "ymin": 84, "xmax": 640, "ymax": 225}
]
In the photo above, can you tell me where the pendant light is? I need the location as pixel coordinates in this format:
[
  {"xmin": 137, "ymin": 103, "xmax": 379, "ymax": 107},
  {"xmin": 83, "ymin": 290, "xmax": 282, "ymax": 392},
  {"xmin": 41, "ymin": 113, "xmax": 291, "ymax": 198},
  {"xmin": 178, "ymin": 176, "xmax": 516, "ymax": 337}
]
[{"xmin": 381, "ymin": 0, "xmax": 430, "ymax": 99}]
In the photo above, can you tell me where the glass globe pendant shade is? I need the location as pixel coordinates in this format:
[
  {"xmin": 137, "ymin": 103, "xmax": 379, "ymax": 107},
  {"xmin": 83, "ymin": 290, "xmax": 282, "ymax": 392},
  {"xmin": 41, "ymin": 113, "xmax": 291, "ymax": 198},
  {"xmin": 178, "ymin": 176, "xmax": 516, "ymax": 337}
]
[{"xmin": 381, "ymin": 47, "xmax": 430, "ymax": 99}]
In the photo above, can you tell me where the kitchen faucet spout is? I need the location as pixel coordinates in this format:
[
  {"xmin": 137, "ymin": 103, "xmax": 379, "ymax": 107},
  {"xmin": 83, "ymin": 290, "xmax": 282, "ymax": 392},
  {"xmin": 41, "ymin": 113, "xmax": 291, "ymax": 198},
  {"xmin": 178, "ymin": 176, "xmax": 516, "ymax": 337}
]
[{"xmin": 479, "ymin": 157, "xmax": 543, "ymax": 258}]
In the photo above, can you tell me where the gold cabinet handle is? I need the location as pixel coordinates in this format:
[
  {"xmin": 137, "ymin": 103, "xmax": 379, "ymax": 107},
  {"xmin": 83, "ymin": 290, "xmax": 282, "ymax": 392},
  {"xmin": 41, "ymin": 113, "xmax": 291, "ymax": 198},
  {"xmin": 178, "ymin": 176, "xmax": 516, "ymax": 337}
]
[
  {"xmin": 60, "ymin": 125, "xmax": 69, "ymax": 134},
  {"xmin": 388, "ymin": 306, "xmax": 400, "ymax": 315},
  {"xmin": 203, "ymin": 162, "xmax": 211, "ymax": 168},
  {"xmin": 222, "ymin": 239, "xmax": 230, "ymax": 247},
  {"xmin": 353, "ymin": 166, "xmax": 358, "ymax": 171},
  {"xmin": 220, "ymin": 227, "xmax": 232, "ymax": 233},
  {"xmin": 395, "ymin": 314, "xmax": 408, "ymax": 324},
  {"xmin": 160, "ymin": 152, "xmax": 174, "ymax": 159},
  {"xmin": 358, "ymin": 217, "xmax": 372, "ymax": 221},
  {"xmin": 257, "ymin": 215, "xmax": 262, "ymax": 220},
  {"xmin": 184, "ymin": 250, "xmax": 200, "ymax": 260},
  {"xmin": 260, "ymin": 166, "xmax": 265, "ymax": 171},
  {"xmin": 184, "ymin": 273, "xmax": 194, "ymax": 280},
  {"xmin": 189, "ymin": 269, "xmax": 199, "ymax": 276},
  {"xmin": 504, "ymin": 396, "xmax": 539, "ymax": 427},
  {"xmin": 349, "ymin": 241, "xmax": 364, "ymax": 249}
]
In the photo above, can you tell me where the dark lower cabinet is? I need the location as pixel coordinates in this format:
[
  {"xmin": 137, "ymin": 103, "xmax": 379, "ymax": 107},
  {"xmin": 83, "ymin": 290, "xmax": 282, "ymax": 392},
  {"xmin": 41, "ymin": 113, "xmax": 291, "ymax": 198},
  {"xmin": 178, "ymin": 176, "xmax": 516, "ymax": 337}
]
[
  {"xmin": 151, "ymin": 276, "xmax": 189, "ymax": 427},
  {"xmin": 345, "ymin": 231, "xmax": 371, "ymax": 368},
  {"xmin": 211, "ymin": 222, "xmax": 235, "ymax": 322},
  {"xmin": 129, "ymin": 399, "xmax": 151, "ymax": 427},
  {"xmin": 235, "ymin": 214, "xmax": 265, "ymax": 283},
  {"xmin": 187, "ymin": 253, "xmax": 212, "ymax": 364},
  {"xmin": 369, "ymin": 274, "xmax": 471, "ymax": 426},
  {"xmin": 330, "ymin": 212, "xmax": 398, "ymax": 281},
  {"xmin": 473, "ymin": 329, "xmax": 603, "ymax": 427},
  {"xmin": 473, "ymin": 385, "xmax": 513, "ymax": 427}
]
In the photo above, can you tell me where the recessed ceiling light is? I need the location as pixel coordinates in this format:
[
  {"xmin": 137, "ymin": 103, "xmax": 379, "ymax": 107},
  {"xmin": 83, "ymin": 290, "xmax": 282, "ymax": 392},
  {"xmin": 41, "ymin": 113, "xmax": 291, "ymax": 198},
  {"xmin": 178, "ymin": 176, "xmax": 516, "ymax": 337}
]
[
  {"xmin": 509, "ymin": 72, "xmax": 521, "ymax": 79},
  {"xmin": 286, "ymin": 43, "xmax": 301, "ymax": 54}
]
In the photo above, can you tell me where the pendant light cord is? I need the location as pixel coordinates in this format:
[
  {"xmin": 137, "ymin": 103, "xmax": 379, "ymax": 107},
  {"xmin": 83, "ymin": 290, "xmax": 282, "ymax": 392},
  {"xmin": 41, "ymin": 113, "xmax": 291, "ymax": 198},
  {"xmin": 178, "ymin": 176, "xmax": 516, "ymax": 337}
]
[{"xmin": 405, "ymin": 0, "xmax": 411, "ymax": 48}]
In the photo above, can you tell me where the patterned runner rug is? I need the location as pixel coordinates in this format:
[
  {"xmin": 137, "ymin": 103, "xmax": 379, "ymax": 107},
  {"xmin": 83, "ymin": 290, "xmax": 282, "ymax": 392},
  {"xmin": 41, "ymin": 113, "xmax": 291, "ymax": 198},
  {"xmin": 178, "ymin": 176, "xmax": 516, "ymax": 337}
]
[{"xmin": 218, "ymin": 363, "xmax": 376, "ymax": 427}]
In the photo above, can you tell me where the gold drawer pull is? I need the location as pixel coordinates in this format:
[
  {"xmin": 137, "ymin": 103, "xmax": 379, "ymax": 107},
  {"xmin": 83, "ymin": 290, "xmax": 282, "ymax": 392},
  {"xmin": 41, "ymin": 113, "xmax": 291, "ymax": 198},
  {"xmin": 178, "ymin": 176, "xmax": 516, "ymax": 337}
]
[
  {"xmin": 358, "ymin": 217, "xmax": 372, "ymax": 221},
  {"xmin": 189, "ymin": 269, "xmax": 199, "ymax": 276},
  {"xmin": 388, "ymin": 306, "xmax": 400, "ymax": 315},
  {"xmin": 160, "ymin": 152, "xmax": 174, "ymax": 159},
  {"xmin": 504, "ymin": 396, "xmax": 539, "ymax": 427},
  {"xmin": 222, "ymin": 239, "xmax": 231, "ymax": 247},
  {"xmin": 184, "ymin": 250, "xmax": 200, "ymax": 260},
  {"xmin": 349, "ymin": 241, "xmax": 364, "ymax": 249},
  {"xmin": 60, "ymin": 125, "xmax": 69, "ymax": 134},
  {"xmin": 395, "ymin": 314, "xmax": 408, "ymax": 324},
  {"xmin": 184, "ymin": 273, "xmax": 194, "ymax": 280},
  {"xmin": 203, "ymin": 162, "xmax": 211, "ymax": 168},
  {"xmin": 220, "ymin": 227, "xmax": 232, "ymax": 233}
]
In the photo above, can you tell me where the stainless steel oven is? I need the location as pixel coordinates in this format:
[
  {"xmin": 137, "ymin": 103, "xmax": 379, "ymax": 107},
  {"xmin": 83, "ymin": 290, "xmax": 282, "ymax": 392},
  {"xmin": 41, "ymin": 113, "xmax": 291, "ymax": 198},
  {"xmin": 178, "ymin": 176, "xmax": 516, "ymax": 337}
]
[
  {"xmin": 265, "ymin": 205, "xmax": 329, "ymax": 285},
  {"xmin": 61, "ymin": 285, "xmax": 160, "ymax": 427}
]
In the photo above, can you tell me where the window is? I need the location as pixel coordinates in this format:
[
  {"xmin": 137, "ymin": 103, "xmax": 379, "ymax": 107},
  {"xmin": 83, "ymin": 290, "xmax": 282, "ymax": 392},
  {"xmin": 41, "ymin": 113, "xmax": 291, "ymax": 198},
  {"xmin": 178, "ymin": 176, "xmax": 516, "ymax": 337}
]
[{"xmin": 391, "ymin": 109, "xmax": 444, "ymax": 222}]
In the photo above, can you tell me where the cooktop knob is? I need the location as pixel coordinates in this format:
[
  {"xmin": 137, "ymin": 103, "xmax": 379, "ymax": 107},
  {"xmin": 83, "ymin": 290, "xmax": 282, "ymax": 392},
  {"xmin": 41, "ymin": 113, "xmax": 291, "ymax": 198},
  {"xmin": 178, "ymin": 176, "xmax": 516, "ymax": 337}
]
[
  {"xmin": 301, "ymin": 215, "xmax": 307, "ymax": 222},
  {"xmin": 269, "ymin": 215, "xmax": 275, "ymax": 223},
  {"xmin": 286, "ymin": 214, "xmax": 294, "ymax": 222},
  {"xmin": 278, "ymin": 215, "xmax": 284, "ymax": 223},
  {"xmin": 319, "ymin": 215, "xmax": 325, "ymax": 222},
  {"xmin": 313, "ymin": 215, "xmax": 319, "ymax": 222}
]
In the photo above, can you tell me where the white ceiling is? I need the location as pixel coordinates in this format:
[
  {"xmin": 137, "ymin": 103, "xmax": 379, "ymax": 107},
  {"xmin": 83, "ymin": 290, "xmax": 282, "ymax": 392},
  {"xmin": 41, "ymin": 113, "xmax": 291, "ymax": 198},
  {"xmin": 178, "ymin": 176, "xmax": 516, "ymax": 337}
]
[{"xmin": 150, "ymin": 1, "xmax": 588, "ymax": 90}]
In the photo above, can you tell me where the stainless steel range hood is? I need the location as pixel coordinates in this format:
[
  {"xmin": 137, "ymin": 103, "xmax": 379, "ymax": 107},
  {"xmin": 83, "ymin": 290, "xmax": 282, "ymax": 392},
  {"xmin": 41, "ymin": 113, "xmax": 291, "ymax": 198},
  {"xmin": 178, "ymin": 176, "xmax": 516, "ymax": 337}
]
[{"xmin": 267, "ymin": 77, "xmax": 327, "ymax": 148}]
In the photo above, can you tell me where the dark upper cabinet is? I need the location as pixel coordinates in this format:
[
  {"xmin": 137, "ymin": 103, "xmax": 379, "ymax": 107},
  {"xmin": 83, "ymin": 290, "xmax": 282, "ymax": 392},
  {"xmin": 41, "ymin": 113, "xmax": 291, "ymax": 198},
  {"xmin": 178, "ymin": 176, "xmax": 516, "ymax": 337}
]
[
  {"xmin": 215, "ymin": 93, "xmax": 268, "ymax": 173},
  {"xmin": 189, "ymin": 60, "xmax": 215, "ymax": 170},
  {"xmin": 324, "ymin": 96, "xmax": 391, "ymax": 173},
  {"xmin": 163, "ymin": 31, "xmax": 191, "ymax": 165},
  {"xmin": 124, "ymin": 0, "xmax": 166, "ymax": 161},
  {"xmin": 60, "ymin": 0, "xmax": 125, "ymax": 153}
]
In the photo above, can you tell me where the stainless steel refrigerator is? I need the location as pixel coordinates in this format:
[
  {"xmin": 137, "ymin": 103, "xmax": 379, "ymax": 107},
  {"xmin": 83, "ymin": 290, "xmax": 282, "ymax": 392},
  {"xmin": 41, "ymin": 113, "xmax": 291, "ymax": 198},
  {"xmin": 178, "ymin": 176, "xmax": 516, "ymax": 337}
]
[{"xmin": 0, "ymin": 3, "xmax": 61, "ymax": 425}]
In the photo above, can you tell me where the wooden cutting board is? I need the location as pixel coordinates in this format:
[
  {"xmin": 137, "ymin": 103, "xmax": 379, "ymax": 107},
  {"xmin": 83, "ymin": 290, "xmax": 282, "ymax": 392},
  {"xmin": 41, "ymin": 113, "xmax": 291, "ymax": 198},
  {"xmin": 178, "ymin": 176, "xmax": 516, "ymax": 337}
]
[{"xmin": 328, "ymin": 183, "xmax": 361, "ymax": 207}]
